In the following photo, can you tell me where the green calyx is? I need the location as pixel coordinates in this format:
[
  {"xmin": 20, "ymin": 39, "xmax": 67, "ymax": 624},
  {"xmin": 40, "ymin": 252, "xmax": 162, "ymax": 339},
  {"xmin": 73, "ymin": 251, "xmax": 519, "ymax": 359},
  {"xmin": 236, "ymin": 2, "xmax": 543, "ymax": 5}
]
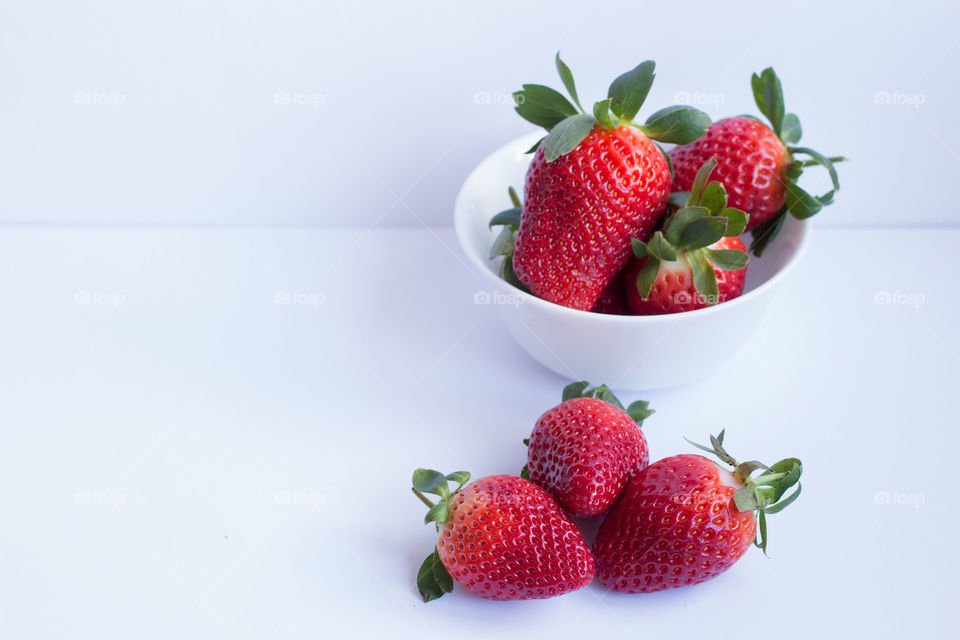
[
  {"xmin": 560, "ymin": 380, "xmax": 655, "ymax": 426},
  {"xmin": 632, "ymin": 158, "xmax": 749, "ymax": 305},
  {"xmin": 488, "ymin": 186, "xmax": 529, "ymax": 292},
  {"xmin": 685, "ymin": 430, "xmax": 803, "ymax": 554},
  {"xmin": 747, "ymin": 67, "xmax": 846, "ymax": 256},
  {"xmin": 514, "ymin": 52, "xmax": 711, "ymax": 163},
  {"xmin": 411, "ymin": 468, "xmax": 471, "ymax": 602}
]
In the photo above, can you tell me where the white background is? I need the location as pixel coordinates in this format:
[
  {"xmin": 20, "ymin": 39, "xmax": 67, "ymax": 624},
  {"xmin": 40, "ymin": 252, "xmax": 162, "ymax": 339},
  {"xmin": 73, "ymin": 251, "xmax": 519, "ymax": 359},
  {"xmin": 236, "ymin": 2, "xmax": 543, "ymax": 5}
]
[
  {"xmin": 1, "ymin": 0, "xmax": 958, "ymax": 227},
  {"xmin": 1, "ymin": 2, "xmax": 959, "ymax": 639}
]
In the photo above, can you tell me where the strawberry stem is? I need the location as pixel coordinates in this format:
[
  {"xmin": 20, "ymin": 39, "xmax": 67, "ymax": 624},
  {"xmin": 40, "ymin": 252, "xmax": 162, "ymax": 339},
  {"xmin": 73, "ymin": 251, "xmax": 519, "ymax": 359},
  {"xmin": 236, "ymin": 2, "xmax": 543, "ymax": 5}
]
[{"xmin": 411, "ymin": 487, "xmax": 436, "ymax": 508}]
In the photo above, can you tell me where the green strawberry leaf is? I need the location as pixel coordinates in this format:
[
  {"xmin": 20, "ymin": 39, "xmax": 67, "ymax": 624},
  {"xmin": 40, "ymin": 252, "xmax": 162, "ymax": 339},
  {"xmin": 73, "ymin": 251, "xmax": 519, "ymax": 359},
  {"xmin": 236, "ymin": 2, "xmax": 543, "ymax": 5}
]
[
  {"xmin": 687, "ymin": 157, "xmax": 718, "ymax": 206},
  {"xmin": 646, "ymin": 231, "xmax": 678, "ymax": 262},
  {"xmin": 607, "ymin": 60, "xmax": 656, "ymax": 122},
  {"xmin": 562, "ymin": 380, "xmax": 591, "ymax": 401},
  {"xmin": 513, "ymin": 89, "xmax": 570, "ymax": 131},
  {"xmin": 595, "ymin": 386, "xmax": 626, "ymax": 411},
  {"xmin": 764, "ymin": 483, "xmax": 802, "ymax": 515},
  {"xmin": 701, "ymin": 181, "xmax": 727, "ymax": 216},
  {"xmin": 508, "ymin": 186, "xmax": 522, "ymax": 208},
  {"xmin": 756, "ymin": 509, "xmax": 769, "ymax": 553},
  {"xmin": 784, "ymin": 181, "xmax": 823, "ymax": 219},
  {"xmin": 780, "ymin": 113, "xmax": 802, "ymax": 144},
  {"xmin": 542, "ymin": 113, "xmax": 596, "ymax": 162},
  {"xmin": 445, "ymin": 471, "xmax": 471, "ymax": 489},
  {"xmin": 668, "ymin": 191, "xmax": 691, "ymax": 209},
  {"xmin": 789, "ymin": 145, "xmax": 840, "ymax": 203},
  {"xmin": 631, "ymin": 237, "xmax": 648, "ymax": 259},
  {"xmin": 749, "ymin": 207, "xmax": 788, "ymax": 257},
  {"xmin": 499, "ymin": 253, "xmax": 529, "ymax": 292},
  {"xmin": 734, "ymin": 485, "xmax": 759, "ymax": 511},
  {"xmin": 417, "ymin": 548, "xmax": 453, "ymax": 602},
  {"xmin": 705, "ymin": 248, "xmax": 749, "ymax": 271},
  {"xmin": 520, "ymin": 463, "xmax": 530, "ymax": 480},
  {"xmin": 592, "ymin": 98, "xmax": 619, "ymax": 129},
  {"xmin": 555, "ymin": 52, "xmax": 584, "ymax": 112},
  {"xmin": 626, "ymin": 400, "xmax": 655, "ymax": 426},
  {"xmin": 488, "ymin": 207, "xmax": 521, "ymax": 229},
  {"xmin": 665, "ymin": 206, "xmax": 710, "ymax": 245},
  {"xmin": 681, "ymin": 216, "xmax": 725, "ymax": 250},
  {"xmin": 634, "ymin": 257, "xmax": 661, "ymax": 300},
  {"xmin": 785, "ymin": 161, "xmax": 804, "ymax": 182},
  {"xmin": 639, "ymin": 105, "xmax": 711, "ymax": 144},
  {"xmin": 767, "ymin": 458, "xmax": 802, "ymax": 502},
  {"xmin": 521, "ymin": 84, "xmax": 577, "ymax": 119},
  {"xmin": 489, "ymin": 226, "xmax": 516, "ymax": 259},
  {"xmin": 688, "ymin": 250, "xmax": 719, "ymax": 305},
  {"xmin": 525, "ymin": 137, "xmax": 544, "ymax": 155},
  {"xmin": 412, "ymin": 469, "xmax": 449, "ymax": 497},
  {"xmin": 722, "ymin": 207, "xmax": 748, "ymax": 237},
  {"xmin": 751, "ymin": 67, "xmax": 785, "ymax": 135},
  {"xmin": 424, "ymin": 501, "xmax": 450, "ymax": 525}
]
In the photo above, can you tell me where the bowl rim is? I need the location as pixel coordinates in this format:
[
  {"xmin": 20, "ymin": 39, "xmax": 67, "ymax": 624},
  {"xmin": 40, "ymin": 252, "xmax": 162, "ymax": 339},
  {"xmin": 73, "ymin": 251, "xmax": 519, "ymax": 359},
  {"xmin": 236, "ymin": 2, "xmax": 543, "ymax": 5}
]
[{"xmin": 454, "ymin": 132, "xmax": 812, "ymax": 324}]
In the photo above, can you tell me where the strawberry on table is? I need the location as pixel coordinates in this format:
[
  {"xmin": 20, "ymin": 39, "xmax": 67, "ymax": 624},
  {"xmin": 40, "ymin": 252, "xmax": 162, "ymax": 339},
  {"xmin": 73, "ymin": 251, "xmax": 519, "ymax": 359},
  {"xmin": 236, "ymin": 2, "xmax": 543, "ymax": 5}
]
[
  {"xmin": 625, "ymin": 158, "xmax": 750, "ymax": 314},
  {"xmin": 412, "ymin": 469, "xmax": 594, "ymax": 602},
  {"xmin": 669, "ymin": 67, "xmax": 844, "ymax": 255},
  {"xmin": 502, "ymin": 53, "xmax": 711, "ymax": 311},
  {"xmin": 593, "ymin": 431, "xmax": 802, "ymax": 593},
  {"xmin": 524, "ymin": 382, "xmax": 654, "ymax": 518}
]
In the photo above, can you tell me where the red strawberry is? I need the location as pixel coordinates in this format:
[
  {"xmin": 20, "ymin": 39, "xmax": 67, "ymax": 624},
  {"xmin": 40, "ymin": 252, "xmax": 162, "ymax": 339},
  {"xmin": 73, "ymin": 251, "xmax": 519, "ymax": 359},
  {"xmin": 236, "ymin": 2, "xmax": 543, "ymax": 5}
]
[
  {"xmin": 524, "ymin": 382, "xmax": 654, "ymax": 518},
  {"xmin": 671, "ymin": 117, "xmax": 788, "ymax": 229},
  {"xmin": 670, "ymin": 68, "xmax": 843, "ymax": 256},
  {"xmin": 515, "ymin": 126, "xmax": 670, "ymax": 310},
  {"xmin": 500, "ymin": 53, "xmax": 711, "ymax": 310},
  {"xmin": 625, "ymin": 158, "xmax": 750, "ymax": 315},
  {"xmin": 594, "ymin": 431, "xmax": 802, "ymax": 593},
  {"xmin": 591, "ymin": 270, "xmax": 629, "ymax": 315},
  {"xmin": 624, "ymin": 235, "xmax": 747, "ymax": 314},
  {"xmin": 412, "ymin": 469, "xmax": 594, "ymax": 601}
]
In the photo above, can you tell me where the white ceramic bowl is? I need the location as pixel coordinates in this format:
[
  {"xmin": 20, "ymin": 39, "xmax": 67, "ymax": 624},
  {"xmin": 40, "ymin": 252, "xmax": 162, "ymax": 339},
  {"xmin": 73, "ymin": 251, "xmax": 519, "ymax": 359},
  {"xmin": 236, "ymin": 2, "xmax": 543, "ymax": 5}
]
[{"xmin": 454, "ymin": 132, "xmax": 811, "ymax": 389}]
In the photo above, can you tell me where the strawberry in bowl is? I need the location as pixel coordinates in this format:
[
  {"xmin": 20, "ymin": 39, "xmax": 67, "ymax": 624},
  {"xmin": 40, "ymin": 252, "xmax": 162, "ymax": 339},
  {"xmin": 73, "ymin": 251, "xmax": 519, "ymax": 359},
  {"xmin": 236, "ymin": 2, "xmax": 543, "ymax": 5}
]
[
  {"xmin": 625, "ymin": 157, "xmax": 750, "ymax": 314},
  {"xmin": 456, "ymin": 56, "xmax": 833, "ymax": 388},
  {"xmin": 505, "ymin": 53, "xmax": 711, "ymax": 311},
  {"xmin": 670, "ymin": 67, "xmax": 844, "ymax": 256}
]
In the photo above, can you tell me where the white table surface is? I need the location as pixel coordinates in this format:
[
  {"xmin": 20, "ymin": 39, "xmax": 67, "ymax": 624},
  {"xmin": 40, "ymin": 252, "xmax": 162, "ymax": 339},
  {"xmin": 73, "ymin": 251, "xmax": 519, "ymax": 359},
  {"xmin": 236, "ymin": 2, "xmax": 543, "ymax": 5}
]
[{"xmin": 0, "ymin": 225, "xmax": 956, "ymax": 638}]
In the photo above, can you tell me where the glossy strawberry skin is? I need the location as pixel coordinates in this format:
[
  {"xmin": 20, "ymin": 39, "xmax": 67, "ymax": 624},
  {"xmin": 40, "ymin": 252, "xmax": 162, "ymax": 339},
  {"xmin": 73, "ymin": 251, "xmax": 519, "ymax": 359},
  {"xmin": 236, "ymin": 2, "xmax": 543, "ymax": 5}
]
[
  {"xmin": 528, "ymin": 398, "xmax": 649, "ymax": 518},
  {"xmin": 623, "ymin": 235, "xmax": 747, "ymax": 315},
  {"xmin": 594, "ymin": 454, "xmax": 756, "ymax": 593},
  {"xmin": 436, "ymin": 475, "xmax": 595, "ymax": 600},
  {"xmin": 670, "ymin": 117, "xmax": 789, "ymax": 232},
  {"xmin": 514, "ymin": 125, "xmax": 671, "ymax": 311}
]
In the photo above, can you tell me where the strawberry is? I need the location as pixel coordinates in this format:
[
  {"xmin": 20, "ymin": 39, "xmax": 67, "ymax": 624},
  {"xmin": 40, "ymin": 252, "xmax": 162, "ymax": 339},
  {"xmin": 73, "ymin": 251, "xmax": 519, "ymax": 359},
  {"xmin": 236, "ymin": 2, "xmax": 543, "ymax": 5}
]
[
  {"xmin": 412, "ymin": 469, "xmax": 595, "ymax": 601},
  {"xmin": 523, "ymin": 382, "xmax": 654, "ymax": 518},
  {"xmin": 498, "ymin": 53, "xmax": 711, "ymax": 310},
  {"xmin": 625, "ymin": 158, "xmax": 750, "ymax": 314},
  {"xmin": 491, "ymin": 191, "xmax": 630, "ymax": 315},
  {"xmin": 593, "ymin": 431, "xmax": 802, "ymax": 593},
  {"xmin": 591, "ymin": 270, "xmax": 629, "ymax": 315},
  {"xmin": 669, "ymin": 68, "xmax": 844, "ymax": 255}
]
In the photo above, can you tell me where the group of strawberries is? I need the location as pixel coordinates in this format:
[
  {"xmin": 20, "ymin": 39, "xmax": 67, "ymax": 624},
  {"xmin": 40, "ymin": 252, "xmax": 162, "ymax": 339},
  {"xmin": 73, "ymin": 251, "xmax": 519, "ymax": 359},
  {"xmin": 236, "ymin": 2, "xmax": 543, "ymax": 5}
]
[
  {"xmin": 412, "ymin": 382, "xmax": 802, "ymax": 601},
  {"xmin": 489, "ymin": 54, "xmax": 842, "ymax": 314}
]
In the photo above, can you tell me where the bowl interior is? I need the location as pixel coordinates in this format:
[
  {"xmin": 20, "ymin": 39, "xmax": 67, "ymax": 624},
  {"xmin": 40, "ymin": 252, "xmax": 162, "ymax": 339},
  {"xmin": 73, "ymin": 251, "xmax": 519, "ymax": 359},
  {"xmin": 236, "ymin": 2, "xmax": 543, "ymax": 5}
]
[{"xmin": 455, "ymin": 132, "xmax": 809, "ymax": 310}]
